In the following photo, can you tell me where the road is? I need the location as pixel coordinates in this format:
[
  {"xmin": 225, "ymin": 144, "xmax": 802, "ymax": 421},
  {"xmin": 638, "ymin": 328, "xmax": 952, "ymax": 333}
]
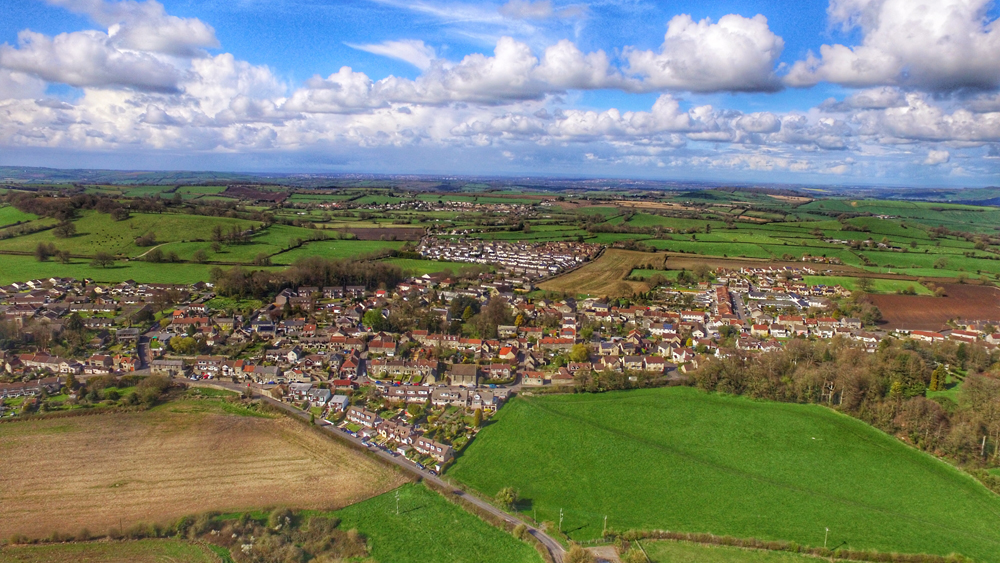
[
  {"xmin": 190, "ymin": 380, "xmax": 565, "ymax": 562},
  {"xmin": 732, "ymin": 291, "xmax": 749, "ymax": 321}
]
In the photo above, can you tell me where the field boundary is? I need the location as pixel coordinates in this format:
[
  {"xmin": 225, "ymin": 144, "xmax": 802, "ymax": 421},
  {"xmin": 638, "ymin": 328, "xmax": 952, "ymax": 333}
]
[{"xmin": 616, "ymin": 530, "xmax": 970, "ymax": 563}]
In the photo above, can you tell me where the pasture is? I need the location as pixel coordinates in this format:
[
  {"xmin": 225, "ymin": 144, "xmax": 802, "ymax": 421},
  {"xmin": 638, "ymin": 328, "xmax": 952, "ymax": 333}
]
[
  {"xmin": 449, "ymin": 388, "xmax": 1000, "ymax": 562},
  {"xmin": 802, "ymin": 275, "xmax": 933, "ymax": 295},
  {"xmin": 0, "ymin": 205, "xmax": 37, "ymax": 227},
  {"xmin": 0, "ymin": 539, "xmax": 219, "ymax": 563},
  {"xmin": 538, "ymin": 249, "xmax": 666, "ymax": 296},
  {"xmin": 334, "ymin": 483, "xmax": 542, "ymax": 563},
  {"xmin": 643, "ymin": 540, "xmax": 840, "ymax": 563},
  {"xmin": 0, "ymin": 396, "xmax": 407, "ymax": 539}
]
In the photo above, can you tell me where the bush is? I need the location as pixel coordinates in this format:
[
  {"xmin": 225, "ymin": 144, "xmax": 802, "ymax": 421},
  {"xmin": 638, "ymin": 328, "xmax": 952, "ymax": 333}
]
[
  {"xmin": 565, "ymin": 544, "xmax": 595, "ymax": 563},
  {"xmin": 268, "ymin": 507, "xmax": 294, "ymax": 529}
]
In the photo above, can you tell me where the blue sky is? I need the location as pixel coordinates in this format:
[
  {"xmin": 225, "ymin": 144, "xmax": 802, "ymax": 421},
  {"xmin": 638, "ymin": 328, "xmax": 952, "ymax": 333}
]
[{"xmin": 1, "ymin": 0, "xmax": 1000, "ymax": 186}]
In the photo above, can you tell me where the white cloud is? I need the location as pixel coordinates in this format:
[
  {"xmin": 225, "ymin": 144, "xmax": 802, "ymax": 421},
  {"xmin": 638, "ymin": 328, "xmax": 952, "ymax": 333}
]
[
  {"xmin": 785, "ymin": 0, "xmax": 1000, "ymax": 90},
  {"xmin": 285, "ymin": 67, "xmax": 383, "ymax": 113},
  {"xmin": 45, "ymin": 0, "xmax": 219, "ymax": 57},
  {"xmin": 533, "ymin": 40, "xmax": 620, "ymax": 90},
  {"xmin": 0, "ymin": 69, "xmax": 46, "ymax": 99},
  {"xmin": 855, "ymin": 93, "xmax": 1000, "ymax": 143},
  {"xmin": 820, "ymin": 87, "xmax": 906, "ymax": 111},
  {"xmin": 924, "ymin": 149, "xmax": 950, "ymax": 165},
  {"xmin": 348, "ymin": 40, "xmax": 436, "ymax": 71},
  {"xmin": 293, "ymin": 37, "xmax": 620, "ymax": 108},
  {"xmin": 625, "ymin": 14, "xmax": 784, "ymax": 93},
  {"xmin": 498, "ymin": 0, "xmax": 585, "ymax": 20},
  {"xmin": 0, "ymin": 29, "xmax": 183, "ymax": 92}
]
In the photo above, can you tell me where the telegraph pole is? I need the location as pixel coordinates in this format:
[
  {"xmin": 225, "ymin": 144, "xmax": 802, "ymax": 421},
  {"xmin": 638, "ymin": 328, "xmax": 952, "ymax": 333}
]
[
  {"xmin": 559, "ymin": 509, "xmax": 563, "ymax": 533},
  {"xmin": 824, "ymin": 527, "xmax": 829, "ymax": 549},
  {"xmin": 396, "ymin": 490, "xmax": 400, "ymax": 515},
  {"xmin": 603, "ymin": 515, "xmax": 607, "ymax": 536}
]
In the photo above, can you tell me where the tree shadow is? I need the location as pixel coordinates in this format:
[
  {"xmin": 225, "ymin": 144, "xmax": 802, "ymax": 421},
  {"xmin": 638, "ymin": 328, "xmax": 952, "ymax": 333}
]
[{"xmin": 399, "ymin": 503, "xmax": 427, "ymax": 515}]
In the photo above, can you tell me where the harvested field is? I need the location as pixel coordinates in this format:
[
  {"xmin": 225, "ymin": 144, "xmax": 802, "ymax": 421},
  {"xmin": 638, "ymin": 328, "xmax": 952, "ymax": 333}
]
[
  {"xmin": 867, "ymin": 284, "xmax": 1000, "ymax": 331},
  {"xmin": 0, "ymin": 399, "xmax": 407, "ymax": 539},
  {"xmin": 0, "ymin": 539, "xmax": 219, "ymax": 563},
  {"xmin": 344, "ymin": 226, "xmax": 424, "ymax": 241},
  {"xmin": 538, "ymin": 249, "xmax": 666, "ymax": 296}
]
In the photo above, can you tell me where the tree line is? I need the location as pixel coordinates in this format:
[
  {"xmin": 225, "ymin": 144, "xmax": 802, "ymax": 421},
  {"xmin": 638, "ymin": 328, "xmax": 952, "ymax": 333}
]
[{"xmin": 209, "ymin": 256, "xmax": 405, "ymax": 299}]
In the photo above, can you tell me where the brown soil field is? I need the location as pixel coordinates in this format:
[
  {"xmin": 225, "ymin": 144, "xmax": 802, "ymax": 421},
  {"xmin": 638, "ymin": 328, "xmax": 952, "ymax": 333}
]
[
  {"xmin": 0, "ymin": 539, "xmax": 218, "ymax": 563},
  {"xmin": 345, "ymin": 226, "xmax": 424, "ymax": 241},
  {"xmin": 0, "ymin": 399, "xmax": 407, "ymax": 539},
  {"xmin": 538, "ymin": 249, "xmax": 666, "ymax": 296},
  {"xmin": 867, "ymin": 284, "xmax": 1000, "ymax": 330}
]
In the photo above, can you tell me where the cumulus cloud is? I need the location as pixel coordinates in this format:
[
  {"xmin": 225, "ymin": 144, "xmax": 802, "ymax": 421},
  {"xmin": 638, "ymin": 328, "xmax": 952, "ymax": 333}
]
[
  {"xmin": 285, "ymin": 67, "xmax": 383, "ymax": 113},
  {"xmin": 348, "ymin": 39, "xmax": 437, "ymax": 71},
  {"xmin": 498, "ymin": 0, "xmax": 585, "ymax": 20},
  {"xmin": 625, "ymin": 14, "xmax": 784, "ymax": 93},
  {"xmin": 290, "ymin": 37, "xmax": 620, "ymax": 108},
  {"xmin": 0, "ymin": 29, "xmax": 183, "ymax": 92},
  {"xmin": 820, "ymin": 87, "xmax": 906, "ymax": 111},
  {"xmin": 0, "ymin": 68, "xmax": 46, "ymax": 99},
  {"xmin": 924, "ymin": 149, "xmax": 950, "ymax": 165},
  {"xmin": 855, "ymin": 93, "xmax": 1000, "ymax": 142},
  {"xmin": 45, "ymin": 0, "xmax": 219, "ymax": 57},
  {"xmin": 786, "ymin": 0, "xmax": 1000, "ymax": 90}
]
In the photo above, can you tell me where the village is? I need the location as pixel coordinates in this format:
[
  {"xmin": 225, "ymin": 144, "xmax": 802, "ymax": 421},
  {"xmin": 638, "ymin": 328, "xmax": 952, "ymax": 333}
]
[{"xmin": 2, "ymin": 261, "xmax": 998, "ymax": 468}]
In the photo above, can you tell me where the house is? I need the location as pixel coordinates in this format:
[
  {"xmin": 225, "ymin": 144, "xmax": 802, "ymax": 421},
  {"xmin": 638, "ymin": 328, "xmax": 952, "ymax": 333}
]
[
  {"xmin": 307, "ymin": 387, "xmax": 332, "ymax": 406},
  {"xmin": 413, "ymin": 436, "xmax": 454, "ymax": 463},
  {"xmin": 328, "ymin": 395, "xmax": 350, "ymax": 412},
  {"xmin": 485, "ymin": 363, "xmax": 512, "ymax": 380},
  {"xmin": 521, "ymin": 371, "xmax": 546, "ymax": 386},
  {"xmin": 151, "ymin": 359, "xmax": 186, "ymax": 377},
  {"xmin": 449, "ymin": 363, "xmax": 479, "ymax": 387},
  {"xmin": 253, "ymin": 365, "xmax": 282, "ymax": 383},
  {"xmin": 911, "ymin": 330, "xmax": 945, "ymax": 343},
  {"xmin": 115, "ymin": 328, "xmax": 140, "ymax": 342},
  {"xmin": 346, "ymin": 406, "xmax": 380, "ymax": 428},
  {"xmin": 431, "ymin": 387, "xmax": 469, "ymax": 407},
  {"xmin": 378, "ymin": 420, "xmax": 415, "ymax": 444},
  {"xmin": 289, "ymin": 382, "xmax": 313, "ymax": 401},
  {"xmin": 643, "ymin": 356, "xmax": 667, "ymax": 373}
]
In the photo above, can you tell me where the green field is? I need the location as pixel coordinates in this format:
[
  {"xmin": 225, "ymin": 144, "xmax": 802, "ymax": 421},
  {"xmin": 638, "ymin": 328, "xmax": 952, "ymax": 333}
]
[
  {"xmin": 271, "ymin": 239, "xmax": 404, "ymax": 264},
  {"xmin": 642, "ymin": 540, "xmax": 839, "ymax": 563},
  {"xmin": 0, "ymin": 539, "xmax": 219, "ymax": 563},
  {"xmin": 382, "ymin": 258, "xmax": 484, "ymax": 275},
  {"xmin": 335, "ymin": 483, "xmax": 542, "ymax": 563},
  {"xmin": 0, "ymin": 206, "xmax": 38, "ymax": 227},
  {"xmin": 0, "ymin": 254, "xmax": 263, "ymax": 285},
  {"xmin": 449, "ymin": 388, "xmax": 1000, "ymax": 562},
  {"xmin": 803, "ymin": 276, "xmax": 933, "ymax": 295},
  {"xmin": 0, "ymin": 211, "xmax": 256, "ymax": 257}
]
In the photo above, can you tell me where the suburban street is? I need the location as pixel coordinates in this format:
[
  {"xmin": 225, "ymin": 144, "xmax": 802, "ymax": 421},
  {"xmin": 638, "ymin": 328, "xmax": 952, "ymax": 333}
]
[{"xmin": 190, "ymin": 380, "xmax": 566, "ymax": 563}]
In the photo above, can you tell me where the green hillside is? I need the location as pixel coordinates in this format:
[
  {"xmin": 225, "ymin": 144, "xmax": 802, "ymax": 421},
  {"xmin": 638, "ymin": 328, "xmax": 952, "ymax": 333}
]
[{"xmin": 450, "ymin": 387, "xmax": 1000, "ymax": 562}]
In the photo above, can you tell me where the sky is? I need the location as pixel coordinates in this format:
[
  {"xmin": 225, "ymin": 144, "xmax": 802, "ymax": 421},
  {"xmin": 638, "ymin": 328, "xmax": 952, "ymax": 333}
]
[{"xmin": 1, "ymin": 0, "xmax": 1000, "ymax": 187}]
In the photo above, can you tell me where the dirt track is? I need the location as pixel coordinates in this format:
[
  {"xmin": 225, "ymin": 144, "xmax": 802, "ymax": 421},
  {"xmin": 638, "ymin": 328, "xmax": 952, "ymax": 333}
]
[{"xmin": 0, "ymin": 401, "xmax": 407, "ymax": 538}]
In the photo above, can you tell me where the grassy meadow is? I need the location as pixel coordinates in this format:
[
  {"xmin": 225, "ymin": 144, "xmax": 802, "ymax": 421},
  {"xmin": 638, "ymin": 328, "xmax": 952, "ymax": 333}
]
[
  {"xmin": 642, "ymin": 540, "xmax": 843, "ymax": 563},
  {"xmin": 334, "ymin": 483, "xmax": 542, "ymax": 563},
  {"xmin": 449, "ymin": 387, "xmax": 1000, "ymax": 562},
  {"xmin": 802, "ymin": 275, "xmax": 933, "ymax": 295}
]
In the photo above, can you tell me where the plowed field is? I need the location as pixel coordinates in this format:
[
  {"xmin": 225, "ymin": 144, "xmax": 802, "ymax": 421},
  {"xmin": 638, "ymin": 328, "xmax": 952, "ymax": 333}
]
[
  {"xmin": 0, "ymin": 399, "xmax": 406, "ymax": 539},
  {"xmin": 867, "ymin": 284, "xmax": 1000, "ymax": 330}
]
